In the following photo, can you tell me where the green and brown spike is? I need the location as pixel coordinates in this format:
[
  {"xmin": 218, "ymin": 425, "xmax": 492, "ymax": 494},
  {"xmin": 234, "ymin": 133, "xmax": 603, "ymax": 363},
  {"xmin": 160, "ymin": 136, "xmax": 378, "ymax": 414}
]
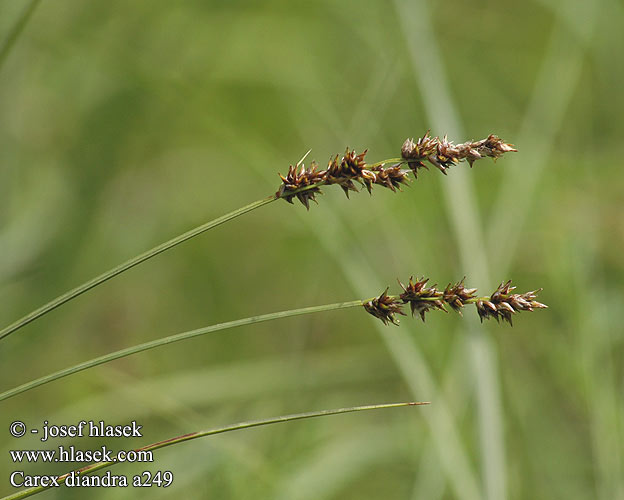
[
  {"xmin": 277, "ymin": 132, "xmax": 516, "ymax": 208},
  {"xmin": 363, "ymin": 276, "xmax": 546, "ymax": 326}
]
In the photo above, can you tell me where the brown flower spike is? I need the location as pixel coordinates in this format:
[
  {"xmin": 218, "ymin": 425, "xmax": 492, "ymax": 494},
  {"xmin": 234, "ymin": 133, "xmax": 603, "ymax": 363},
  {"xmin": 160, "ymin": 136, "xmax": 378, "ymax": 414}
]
[
  {"xmin": 276, "ymin": 132, "xmax": 515, "ymax": 208},
  {"xmin": 398, "ymin": 277, "xmax": 446, "ymax": 321},
  {"xmin": 276, "ymin": 159, "xmax": 325, "ymax": 210},
  {"xmin": 442, "ymin": 278, "xmax": 478, "ymax": 315},
  {"xmin": 475, "ymin": 281, "xmax": 546, "ymax": 326},
  {"xmin": 325, "ymin": 149, "xmax": 370, "ymax": 197},
  {"xmin": 363, "ymin": 277, "xmax": 546, "ymax": 326},
  {"xmin": 363, "ymin": 288, "xmax": 406, "ymax": 326},
  {"xmin": 401, "ymin": 132, "xmax": 517, "ymax": 176}
]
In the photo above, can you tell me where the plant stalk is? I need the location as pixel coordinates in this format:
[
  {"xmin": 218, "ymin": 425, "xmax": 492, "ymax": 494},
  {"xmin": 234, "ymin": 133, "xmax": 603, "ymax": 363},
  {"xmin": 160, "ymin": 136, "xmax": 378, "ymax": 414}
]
[
  {"xmin": 0, "ymin": 299, "xmax": 364, "ymax": 401},
  {"xmin": 0, "ymin": 196, "xmax": 276, "ymax": 342}
]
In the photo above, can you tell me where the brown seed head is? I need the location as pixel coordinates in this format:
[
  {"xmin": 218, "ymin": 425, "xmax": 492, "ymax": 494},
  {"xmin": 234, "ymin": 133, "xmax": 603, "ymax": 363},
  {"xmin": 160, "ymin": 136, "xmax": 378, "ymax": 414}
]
[
  {"xmin": 363, "ymin": 288, "xmax": 406, "ymax": 326},
  {"xmin": 429, "ymin": 135, "xmax": 461, "ymax": 174},
  {"xmin": 398, "ymin": 276, "xmax": 446, "ymax": 321},
  {"xmin": 369, "ymin": 163, "xmax": 410, "ymax": 192},
  {"xmin": 401, "ymin": 132, "xmax": 438, "ymax": 160},
  {"xmin": 401, "ymin": 132, "xmax": 516, "ymax": 173},
  {"xmin": 470, "ymin": 135, "xmax": 517, "ymax": 161},
  {"xmin": 366, "ymin": 276, "xmax": 546, "ymax": 326},
  {"xmin": 325, "ymin": 149, "xmax": 370, "ymax": 198},
  {"xmin": 443, "ymin": 278, "xmax": 478, "ymax": 315},
  {"xmin": 277, "ymin": 132, "xmax": 515, "ymax": 208},
  {"xmin": 401, "ymin": 132, "xmax": 438, "ymax": 178},
  {"xmin": 276, "ymin": 162, "xmax": 325, "ymax": 210},
  {"xmin": 326, "ymin": 148, "xmax": 368, "ymax": 178},
  {"xmin": 476, "ymin": 280, "xmax": 547, "ymax": 325}
]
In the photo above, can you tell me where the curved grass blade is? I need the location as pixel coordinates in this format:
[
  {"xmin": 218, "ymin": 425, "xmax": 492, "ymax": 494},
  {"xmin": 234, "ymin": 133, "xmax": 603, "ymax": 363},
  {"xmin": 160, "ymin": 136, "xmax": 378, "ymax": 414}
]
[
  {"xmin": 0, "ymin": 0, "xmax": 42, "ymax": 74},
  {"xmin": 0, "ymin": 299, "xmax": 363, "ymax": 401},
  {"xmin": 0, "ymin": 196, "xmax": 276, "ymax": 342}
]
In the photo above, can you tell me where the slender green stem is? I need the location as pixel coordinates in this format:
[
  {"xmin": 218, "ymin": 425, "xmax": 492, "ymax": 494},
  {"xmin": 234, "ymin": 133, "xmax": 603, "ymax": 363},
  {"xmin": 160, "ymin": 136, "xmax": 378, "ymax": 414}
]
[
  {"xmin": 372, "ymin": 294, "xmax": 490, "ymax": 304},
  {"xmin": 406, "ymin": 296, "xmax": 490, "ymax": 304},
  {"xmin": 0, "ymin": 196, "xmax": 276, "ymax": 342},
  {"xmin": 0, "ymin": 299, "xmax": 364, "ymax": 401},
  {"xmin": 1, "ymin": 401, "xmax": 427, "ymax": 500},
  {"xmin": 0, "ymin": 287, "xmax": 507, "ymax": 401}
]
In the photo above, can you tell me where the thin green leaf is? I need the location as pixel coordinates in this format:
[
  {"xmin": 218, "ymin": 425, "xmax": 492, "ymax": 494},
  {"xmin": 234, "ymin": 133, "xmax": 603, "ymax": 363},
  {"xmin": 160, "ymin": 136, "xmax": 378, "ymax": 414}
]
[
  {"xmin": 0, "ymin": 196, "xmax": 275, "ymax": 341},
  {"xmin": 0, "ymin": 299, "xmax": 363, "ymax": 401}
]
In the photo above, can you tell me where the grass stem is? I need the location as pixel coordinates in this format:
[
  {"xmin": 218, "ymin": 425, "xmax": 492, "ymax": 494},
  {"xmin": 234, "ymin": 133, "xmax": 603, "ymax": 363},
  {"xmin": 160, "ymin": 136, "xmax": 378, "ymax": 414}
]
[
  {"xmin": 0, "ymin": 299, "xmax": 363, "ymax": 401},
  {"xmin": 0, "ymin": 196, "xmax": 276, "ymax": 342}
]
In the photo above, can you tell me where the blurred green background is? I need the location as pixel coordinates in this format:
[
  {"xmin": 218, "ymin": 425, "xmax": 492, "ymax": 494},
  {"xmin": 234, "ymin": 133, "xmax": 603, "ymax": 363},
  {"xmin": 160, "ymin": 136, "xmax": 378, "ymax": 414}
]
[{"xmin": 1, "ymin": 0, "xmax": 622, "ymax": 498}]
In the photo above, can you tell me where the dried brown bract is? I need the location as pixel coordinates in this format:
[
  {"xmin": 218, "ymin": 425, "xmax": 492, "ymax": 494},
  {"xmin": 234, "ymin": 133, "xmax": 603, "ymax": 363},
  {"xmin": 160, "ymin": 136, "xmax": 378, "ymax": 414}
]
[
  {"xmin": 398, "ymin": 277, "xmax": 446, "ymax": 321},
  {"xmin": 276, "ymin": 162, "xmax": 325, "ymax": 210},
  {"xmin": 430, "ymin": 136, "xmax": 460, "ymax": 174},
  {"xmin": 363, "ymin": 288, "xmax": 406, "ymax": 326},
  {"xmin": 325, "ymin": 149, "xmax": 369, "ymax": 197},
  {"xmin": 470, "ymin": 135, "xmax": 518, "ymax": 162},
  {"xmin": 443, "ymin": 278, "xmax": 478, "ymax": 315},
  {"xmin": 368, "ymin": 163, "xmax": 410, "ymax": 192},
  {"xmin": 476, "ymin": 280, "xmax": 547, "ymax": 325},
  {"xmin": 401, "ymin": 132, "xmax": 438, "ymax": 177}
]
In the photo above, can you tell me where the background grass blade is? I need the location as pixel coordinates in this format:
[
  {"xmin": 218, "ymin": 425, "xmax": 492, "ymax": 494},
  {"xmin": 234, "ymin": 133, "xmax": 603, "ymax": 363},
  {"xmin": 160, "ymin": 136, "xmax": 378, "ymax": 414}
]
[
  {"xmin": 0, "ymin": 0, "xmax": 41, "ymax": 75},
  {"xmin": 486, "ymin": 4, "xmax": 598, "ymax": 276},
  {"xmin": 393, "ymin": 1, "xmax": 505, "ymax": 498}
]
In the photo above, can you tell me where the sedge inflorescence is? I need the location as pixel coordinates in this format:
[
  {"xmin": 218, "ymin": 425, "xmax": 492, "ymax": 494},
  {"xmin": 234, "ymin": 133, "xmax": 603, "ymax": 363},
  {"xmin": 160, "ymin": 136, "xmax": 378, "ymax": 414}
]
[
  {"xmin": 401, "ymin": 132, "xmax": 517, "ymax": 176},
  {"xmin": 276, "ymin": 132, "xmax": 516, "ymax": 208},
  {"xmin": 363, "ymin": 277, "xmax": 546, "ymax": 326},
  {"xmin": 276, "ymin": 148, "xmax": 409, "ymax": 209},
  {"xmin": 273, "ymin": 131, "xmax": 545, "ymax": 328}
]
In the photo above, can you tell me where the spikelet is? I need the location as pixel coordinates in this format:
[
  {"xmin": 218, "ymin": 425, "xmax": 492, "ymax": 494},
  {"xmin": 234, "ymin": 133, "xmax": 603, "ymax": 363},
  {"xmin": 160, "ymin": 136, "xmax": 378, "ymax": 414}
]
[
  {"xmin": 363, "ymin": 288, "xmax": 406, "ymax": 326},
  {"xmin": 276, "ymin": 161, "xmax": 325, "ymax": 210},
  {"xmin": 401, "ymin": 132, "xmax": 517, "ymax": 174},
  {"xmin": 442, "ymin": 278, "xmax": 478, "ymax": 315},
  {"xmin": 276, "ymin": 148, "xmax": 411, "ymax": 207},
  {"xmin": 475, "ymin": 281, "xmax": 547, "ymax": 326},
  {"xmin": 398, "ymin": 277, "xmax": 446, "ymax": 321},
  {"xmin": 363, "ymin": 276, "xmax": 546, "ymax": 326}
]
